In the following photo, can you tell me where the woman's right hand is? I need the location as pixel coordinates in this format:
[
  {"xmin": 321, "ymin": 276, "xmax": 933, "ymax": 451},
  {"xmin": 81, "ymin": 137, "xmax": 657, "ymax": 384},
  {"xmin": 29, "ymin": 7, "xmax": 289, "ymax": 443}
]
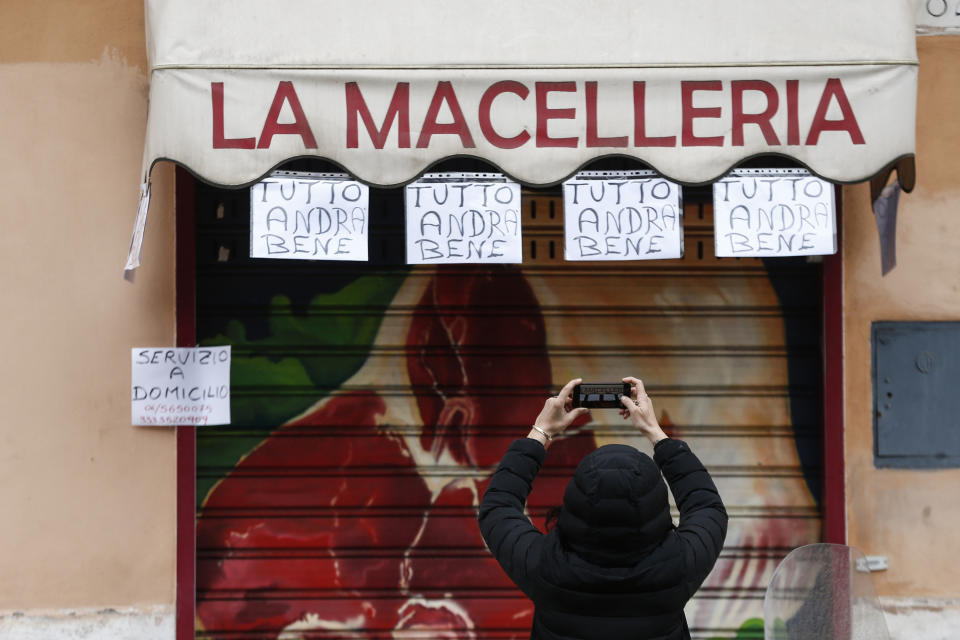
[
  {"xmin": 529, "ymin": 378, "xmax": 590, "ymax": 446},
  {"xmin": 620, "ymin": 376, "xmax": 668, "ymax": 445}
]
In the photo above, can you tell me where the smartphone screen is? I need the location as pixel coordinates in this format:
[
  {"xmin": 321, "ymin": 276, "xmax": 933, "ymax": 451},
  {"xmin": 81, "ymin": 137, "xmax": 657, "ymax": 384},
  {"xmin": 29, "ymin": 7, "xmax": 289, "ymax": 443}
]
[{"xmin": 572, "ymin": 382, "xmax": 631, "ymax": 408}]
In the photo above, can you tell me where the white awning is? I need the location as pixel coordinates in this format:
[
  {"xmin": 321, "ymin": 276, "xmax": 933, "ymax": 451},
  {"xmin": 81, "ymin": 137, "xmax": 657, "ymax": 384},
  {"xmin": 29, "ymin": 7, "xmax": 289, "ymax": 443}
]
[{"xmin": 140, "ymin": 0, "xmax": 917, "ymax": 191}]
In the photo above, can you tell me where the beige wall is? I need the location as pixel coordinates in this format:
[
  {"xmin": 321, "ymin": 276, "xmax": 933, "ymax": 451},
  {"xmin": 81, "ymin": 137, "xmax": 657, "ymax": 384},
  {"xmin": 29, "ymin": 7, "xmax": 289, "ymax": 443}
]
[
  {"xmin": 843, "ymin": 36, "xmax": 960, "ymax": 599},
  {"xmin": 0, "ymin": 1, "xmax": 176, "ymax": 611}
]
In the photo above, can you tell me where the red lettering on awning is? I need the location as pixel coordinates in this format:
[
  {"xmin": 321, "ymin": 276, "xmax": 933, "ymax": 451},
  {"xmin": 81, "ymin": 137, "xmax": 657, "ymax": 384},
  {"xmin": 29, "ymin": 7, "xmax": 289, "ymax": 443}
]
[
  {"xmin": 633, "ymin": 82, "xmax": 676, "ymax": 148},
  {"xmin": 731, "ymin": 80, "xmax": 780, "ymax": 146},
  {"xmin": 786, "ymin": 80, "xmax": 801, "ymax": 146},
  {"xmin": 585, "ymin": 82, "xmax": 627, "ymax": 148},
  {"xmin": 478, "ymin": 81, "xmax": 531, "ymax": 149},
  {"xmin": 257, "ymin": 81, "xmax": 317, "ymax": 149},
  {"xmin": 806, "ymin": 78, "xmax": 865, "ymax": 145},
  {"xmin": 535, "ymin": 82, "xmax": 578, "ymax": 148},
  {"xmin": 416, "ymin": 81, "xmax": 476, "ymax": 149},
  {"xmin": 681, "ymin": 81, "xmax": 724, "ymax": 147},
  {"xmin": 345, "ymin": 82, "xmax": 411, "ymax": 149},
  {"xmin": 211, "ymin": 82, "xmax": 255, "ymax": 149}
]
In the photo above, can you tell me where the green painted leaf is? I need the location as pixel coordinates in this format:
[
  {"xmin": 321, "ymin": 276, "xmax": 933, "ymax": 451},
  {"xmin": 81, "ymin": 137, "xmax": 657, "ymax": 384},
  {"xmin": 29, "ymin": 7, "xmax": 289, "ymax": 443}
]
[
  {"xmin": 706, "ymin": 617, "xmax": 767, "ymax": 640},
  {"xmin": 195, "ymin": 274, "xmax": 407, "ymax": 504}
]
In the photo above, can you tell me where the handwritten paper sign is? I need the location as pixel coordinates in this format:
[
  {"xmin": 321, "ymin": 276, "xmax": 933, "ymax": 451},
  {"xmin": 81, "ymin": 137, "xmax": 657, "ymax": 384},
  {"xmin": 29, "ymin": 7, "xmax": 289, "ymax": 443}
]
[
  {"xmin": 713, "ymin": 169, "xmax": 836, "ymax": 257},
  {"xmin": 563, "ymin": 171, "xmax": 684, "ymax": 261},
  {"xmin": 250, "ymin": 171, "xmax": 369, "ymax": 261},
  {"xmin": 131, "ymin": 347, "xmax": 231, "ymax": 426},
  {"xmin": 405, "ymin": 173, "xmax": 522, "ymax": 264}
]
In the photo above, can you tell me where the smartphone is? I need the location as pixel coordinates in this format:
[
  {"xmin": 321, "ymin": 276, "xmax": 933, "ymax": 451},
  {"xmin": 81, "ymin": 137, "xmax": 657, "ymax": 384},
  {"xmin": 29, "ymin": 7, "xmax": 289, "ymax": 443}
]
[{"xmin": 572, "ymin": 382, "xmax": 631, "ymax": 408}]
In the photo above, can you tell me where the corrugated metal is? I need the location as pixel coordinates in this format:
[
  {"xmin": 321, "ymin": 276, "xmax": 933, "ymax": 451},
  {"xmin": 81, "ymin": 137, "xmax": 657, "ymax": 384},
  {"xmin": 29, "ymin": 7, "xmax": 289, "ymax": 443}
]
[{"xmin": 194, "ymin": 181, "xmax": 822, "ymax": 639}]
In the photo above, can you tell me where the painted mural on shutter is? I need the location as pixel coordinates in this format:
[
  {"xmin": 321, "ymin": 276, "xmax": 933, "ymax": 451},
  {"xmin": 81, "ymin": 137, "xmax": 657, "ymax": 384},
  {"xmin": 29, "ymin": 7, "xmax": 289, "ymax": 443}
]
[{"xmin": 193, "ymin": 184, "xmax": 822, "ymax": 639}]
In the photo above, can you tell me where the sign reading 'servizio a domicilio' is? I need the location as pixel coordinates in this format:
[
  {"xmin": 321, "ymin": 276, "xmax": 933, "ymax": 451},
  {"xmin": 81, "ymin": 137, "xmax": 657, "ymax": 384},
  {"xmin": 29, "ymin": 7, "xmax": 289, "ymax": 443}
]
[
  {"xmin": 405, "ymin": 173, "xmax": 522, "ymax": 264},
  {"xmin": 713, "ymin": 168, "xmax": 836, "ymax": 257},
  {"xmin": 131, "ymin": 347, "xmax": 231, "ymax": 426},
  {"xmin": 563, "ymin": 171, "xmax": 683, "ymax": 261},
  {"xmin": 250, "ymin": 171, "xmax": 369, "ymax": 261}
]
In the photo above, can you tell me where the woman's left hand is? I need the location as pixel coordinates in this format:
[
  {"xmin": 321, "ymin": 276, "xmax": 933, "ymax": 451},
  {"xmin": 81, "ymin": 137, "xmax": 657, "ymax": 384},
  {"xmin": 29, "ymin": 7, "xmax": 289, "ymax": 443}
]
[{"xmin": 529, "ymin": 378, "xmax": 590, "ymax": 445}]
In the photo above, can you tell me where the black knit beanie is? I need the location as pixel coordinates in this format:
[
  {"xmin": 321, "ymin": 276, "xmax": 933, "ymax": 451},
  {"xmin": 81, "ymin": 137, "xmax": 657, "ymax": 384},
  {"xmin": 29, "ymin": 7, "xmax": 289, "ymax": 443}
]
[{"xmin": 557, "ymin": 444, "xmax": 673, "ymax": 566}]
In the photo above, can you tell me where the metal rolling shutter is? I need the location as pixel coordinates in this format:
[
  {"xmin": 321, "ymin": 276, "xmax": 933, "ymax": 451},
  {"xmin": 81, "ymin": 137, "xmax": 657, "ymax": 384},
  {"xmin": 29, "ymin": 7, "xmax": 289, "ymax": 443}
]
[{"xmin": 193, "ymin": 180, "xmax": 822, "ymax": 639}]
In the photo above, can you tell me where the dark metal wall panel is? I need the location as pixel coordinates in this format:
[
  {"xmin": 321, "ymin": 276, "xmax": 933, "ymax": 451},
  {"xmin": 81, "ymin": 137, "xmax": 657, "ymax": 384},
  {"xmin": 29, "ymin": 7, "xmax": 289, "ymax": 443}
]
[
  {"xmin": 193, "ymin": 182, "xmax": 823, "ymax": 639},
  {"xmin": 873, "ymin": 321, "xmax": 960, "ymax": 468}
]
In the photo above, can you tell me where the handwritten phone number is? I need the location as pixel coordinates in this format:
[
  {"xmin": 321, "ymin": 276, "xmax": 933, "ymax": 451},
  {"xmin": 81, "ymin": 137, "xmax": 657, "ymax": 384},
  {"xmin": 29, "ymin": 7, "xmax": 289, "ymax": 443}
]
[
  {"xmin": 137, "ymin": 415, "xmax": 207, "ymax": 426},
  {"xmin": 141, "ymin": 403, "xmax": 214, "ymax": 415},
  {"xmin": 138, "ymin": 414, "xmax": 211, "ymax": 425}
]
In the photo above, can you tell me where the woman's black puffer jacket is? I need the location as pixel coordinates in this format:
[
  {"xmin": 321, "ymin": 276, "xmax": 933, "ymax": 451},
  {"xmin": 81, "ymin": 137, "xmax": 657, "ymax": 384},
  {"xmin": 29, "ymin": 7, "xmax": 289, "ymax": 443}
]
[{"xmin": 478, "ymin": 437, "xmax": 727, "ymax": 640}]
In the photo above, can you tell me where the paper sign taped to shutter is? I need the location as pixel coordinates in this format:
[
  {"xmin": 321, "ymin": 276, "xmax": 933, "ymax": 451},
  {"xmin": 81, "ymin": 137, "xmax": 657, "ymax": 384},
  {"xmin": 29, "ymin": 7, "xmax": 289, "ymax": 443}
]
[
  {"xmin": 250, "ymin": 172, "xmax": 369, "ymax": 261},
  {"xmin": 713, "ymin": 169, "xmax": 836, "ymax": 257},
  {"xmin": 131, "ymin": 347, "xmax": 231, "ymax": 426},
  {"xmin": 563, "ymin": 171, "xmax": 683, "ymax": 261},
  {"xmin": 405, "ymin": 173, "xmax": 522, "ymax": 264}
]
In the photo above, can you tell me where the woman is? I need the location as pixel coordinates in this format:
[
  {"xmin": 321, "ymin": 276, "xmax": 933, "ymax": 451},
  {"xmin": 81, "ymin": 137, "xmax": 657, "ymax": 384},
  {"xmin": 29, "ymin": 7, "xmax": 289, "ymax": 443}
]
[{"xmin": 478, "ymin": 377, "xmax": 727, "ymax": 639}]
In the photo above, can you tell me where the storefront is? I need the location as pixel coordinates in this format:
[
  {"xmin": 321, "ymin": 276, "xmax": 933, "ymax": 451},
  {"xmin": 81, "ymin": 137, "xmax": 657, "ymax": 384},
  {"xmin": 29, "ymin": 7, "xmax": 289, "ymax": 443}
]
[{"xmin": 130, "ymin": 1, "xmax": 921, "ymax": 638}]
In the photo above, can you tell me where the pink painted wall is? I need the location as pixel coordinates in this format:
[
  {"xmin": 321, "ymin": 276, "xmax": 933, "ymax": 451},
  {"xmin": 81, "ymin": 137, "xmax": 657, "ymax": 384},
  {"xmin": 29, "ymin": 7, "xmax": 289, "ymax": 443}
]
[
  {"xmin": 0, "ymin": 2, "xmax": 177, "ymax": 610},
  {"xmin": 842, "ymin": 35, "xmax": 960, "ymax": 600}
]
